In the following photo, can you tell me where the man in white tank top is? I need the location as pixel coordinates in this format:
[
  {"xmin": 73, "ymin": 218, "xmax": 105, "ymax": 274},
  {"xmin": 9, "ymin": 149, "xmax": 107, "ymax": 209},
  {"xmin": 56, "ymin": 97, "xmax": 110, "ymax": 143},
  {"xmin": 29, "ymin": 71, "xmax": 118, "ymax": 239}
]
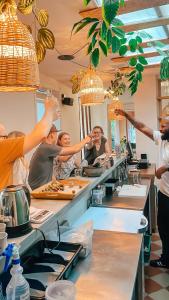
[{"xmin": 115, "ymin": 110, "xmax": 169, "ymax": 268}]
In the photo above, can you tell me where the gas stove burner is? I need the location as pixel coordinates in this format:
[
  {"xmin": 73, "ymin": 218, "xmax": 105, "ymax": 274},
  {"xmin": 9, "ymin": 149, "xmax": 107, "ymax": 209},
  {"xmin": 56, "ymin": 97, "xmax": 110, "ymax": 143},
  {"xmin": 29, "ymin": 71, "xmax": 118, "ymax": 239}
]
[{"xmin": 58, "ymin": 54, "xmax": 75, "ymax": 61}]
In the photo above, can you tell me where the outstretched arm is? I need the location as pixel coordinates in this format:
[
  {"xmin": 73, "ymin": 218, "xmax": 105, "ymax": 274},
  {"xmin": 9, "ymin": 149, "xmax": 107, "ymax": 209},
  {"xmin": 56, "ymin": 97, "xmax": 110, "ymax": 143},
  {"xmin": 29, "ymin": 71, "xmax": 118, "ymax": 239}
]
[
  {"xmin": 115, "ymin": 109, "xmax": 153, "ymax": 140},
  {"xmin": 23, "ymin": 97, "xmax": 61, "ymax": 154},
  {"xmin": 60, "ymin": 136, "xmax": 91, "ymax": 156}
]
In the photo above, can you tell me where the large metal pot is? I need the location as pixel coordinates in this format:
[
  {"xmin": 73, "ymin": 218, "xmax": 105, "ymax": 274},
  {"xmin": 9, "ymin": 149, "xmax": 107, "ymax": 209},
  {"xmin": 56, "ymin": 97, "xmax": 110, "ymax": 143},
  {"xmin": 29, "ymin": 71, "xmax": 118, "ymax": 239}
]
[{"xmin": 82, "ymin": 166, "xmax": 104, "ymax": 177}]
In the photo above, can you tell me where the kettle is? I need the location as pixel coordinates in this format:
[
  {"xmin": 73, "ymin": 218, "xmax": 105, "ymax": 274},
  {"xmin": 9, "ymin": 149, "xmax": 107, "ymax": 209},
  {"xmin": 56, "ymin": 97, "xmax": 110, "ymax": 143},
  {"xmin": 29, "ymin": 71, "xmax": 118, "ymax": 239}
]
[{"xmin": 0, "ymin": 185, "xmax": 32, "ymax": 238}]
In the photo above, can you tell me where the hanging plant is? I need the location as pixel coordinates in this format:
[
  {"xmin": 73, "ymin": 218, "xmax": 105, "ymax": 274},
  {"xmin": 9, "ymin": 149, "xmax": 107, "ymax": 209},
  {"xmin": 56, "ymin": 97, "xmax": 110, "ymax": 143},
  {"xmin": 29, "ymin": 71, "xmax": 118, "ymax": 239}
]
[
  {"xmin": 0, "ymin": 0, "xmax": 55, "ymax": 64},
  {"xmin": 72, "ymin": 0, "xmax": 149, "ymax": 95},
  {"xmin": 106, "ymin": 72, "xmax": 126, "ymax": 98}
]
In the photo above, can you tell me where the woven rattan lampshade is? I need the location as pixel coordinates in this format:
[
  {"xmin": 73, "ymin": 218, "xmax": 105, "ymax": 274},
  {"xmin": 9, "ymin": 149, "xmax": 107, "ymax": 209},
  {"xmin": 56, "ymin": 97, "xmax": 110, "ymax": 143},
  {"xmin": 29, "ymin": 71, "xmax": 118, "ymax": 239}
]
[
  {"xmin": 79, "ymin": 68, "xmax": 104, "ymax": 106},
  {"xmin": 108, "ymin": 96, "xmax": 124, "ymax": 121},
  {"xmin": 0, "ymin": 4, "xmax": 39, "ymax": 91}
]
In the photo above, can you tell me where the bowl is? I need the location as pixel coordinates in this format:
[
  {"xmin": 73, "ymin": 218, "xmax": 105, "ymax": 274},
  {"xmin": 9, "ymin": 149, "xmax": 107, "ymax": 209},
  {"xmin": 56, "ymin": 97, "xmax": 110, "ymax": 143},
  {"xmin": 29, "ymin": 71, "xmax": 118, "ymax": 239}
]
[{"xmin": 83, "ymin": 166, "xmax": 104, "ymax": 177}]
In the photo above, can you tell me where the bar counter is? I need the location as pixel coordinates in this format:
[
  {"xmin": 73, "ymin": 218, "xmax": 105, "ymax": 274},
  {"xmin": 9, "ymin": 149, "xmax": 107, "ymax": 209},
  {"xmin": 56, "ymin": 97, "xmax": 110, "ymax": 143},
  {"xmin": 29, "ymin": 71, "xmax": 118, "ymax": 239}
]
[{"xmin": 7, "ymin": 156, "xmax": 155, "ymax": 300}]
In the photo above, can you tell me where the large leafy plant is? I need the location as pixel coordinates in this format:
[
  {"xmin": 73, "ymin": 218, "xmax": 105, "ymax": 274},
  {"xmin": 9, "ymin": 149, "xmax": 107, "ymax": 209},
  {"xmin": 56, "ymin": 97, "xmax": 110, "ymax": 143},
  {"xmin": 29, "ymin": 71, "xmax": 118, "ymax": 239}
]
[
  {"xmin": 0, "ymin": 0, "xmax": 55, "ymax": 63},
  {"xmin": 72, "ymin": 0, "xmax": 150, "ymax": 95}
]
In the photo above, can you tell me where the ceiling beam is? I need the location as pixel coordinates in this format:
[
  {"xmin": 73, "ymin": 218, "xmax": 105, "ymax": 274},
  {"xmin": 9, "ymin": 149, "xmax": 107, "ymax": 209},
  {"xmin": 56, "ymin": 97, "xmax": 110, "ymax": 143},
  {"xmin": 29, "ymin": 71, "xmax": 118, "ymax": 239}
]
[
  {"xmin": 79, "ymin": 0, "xmax": 169, "ymax": 19},
  {"xmin": 111, "ymin": 51, "xmax": 167, "ymax": 63},
  {"xmin": 140, "ymin": 38, "xmax": 169, "ymax": 49},
  {"xmin": 119, "ymin": 63, "xmax": 160, "ymax": 72},
  {"xmin": 122, "ymin": 17, "xmax": 169, "ymax": 32}
]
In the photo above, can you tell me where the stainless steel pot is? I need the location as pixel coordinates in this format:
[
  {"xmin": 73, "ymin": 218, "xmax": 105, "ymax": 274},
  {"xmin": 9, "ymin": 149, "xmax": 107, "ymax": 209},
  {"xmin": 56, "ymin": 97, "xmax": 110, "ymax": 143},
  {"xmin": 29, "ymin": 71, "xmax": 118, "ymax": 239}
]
[
  {"xmin": 82, "ymin": 166, "xmax": 104, "ymax": 177},
  {"xmin": 0, "ymin": 185, "xmax": 32, "ymax": 238}
]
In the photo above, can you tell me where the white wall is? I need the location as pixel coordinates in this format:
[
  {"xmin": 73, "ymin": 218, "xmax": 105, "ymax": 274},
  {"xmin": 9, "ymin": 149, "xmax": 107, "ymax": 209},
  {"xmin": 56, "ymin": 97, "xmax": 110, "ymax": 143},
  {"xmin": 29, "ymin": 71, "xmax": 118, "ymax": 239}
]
[
  {"xmin": 90, "ymin": 102, "xmax": 108, "ymax": 134},
  {"xmin": 40, "ymin": 74, "xmax": 81, "ymax": 144},
  {"xmin": 133, "ymin": 74, "xmax": 158, "ymax": 163},
  {"xmin": 0, "ymin": 92, "xmax": 36, "ymax": 134}
]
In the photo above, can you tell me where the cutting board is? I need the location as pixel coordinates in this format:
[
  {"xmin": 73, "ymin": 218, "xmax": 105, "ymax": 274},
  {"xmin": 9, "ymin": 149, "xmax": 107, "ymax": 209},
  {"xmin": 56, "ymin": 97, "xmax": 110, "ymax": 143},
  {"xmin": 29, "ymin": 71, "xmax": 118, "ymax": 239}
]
[{"xmin": 31, "ymin": 178, "xmax": 90, "ymax": 200}]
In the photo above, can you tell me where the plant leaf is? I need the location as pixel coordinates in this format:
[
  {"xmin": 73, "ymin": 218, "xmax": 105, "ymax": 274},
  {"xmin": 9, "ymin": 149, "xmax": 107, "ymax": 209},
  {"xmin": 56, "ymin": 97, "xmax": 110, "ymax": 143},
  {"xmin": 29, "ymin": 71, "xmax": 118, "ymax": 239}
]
[
  {"xmin": 83, "ymin": 0, "xmax": 92, "ymax": 6},
  {"xmin": 99, "ymin": 40, "xmax": 108, "ymax": 56},
  {"xmin": 92, "ymin": 31, "xmax": 98, "ymax": 47},
  {"xmin": 106, "ymin": 29, "xmax": 112, "ymax": 49},
  {"xmin": 37, "ymin": 9, "xmax": 49, "ymax": 27},
  {"xmin": 87, "ymin": 42, "xmax": 93, "ymax": 54},
  {"xmin": 138, "ymin": 56, "xmax": 148, "ymax": 65},
  {"xmin": 112, "ymin": 36, "xmax": 121, "ymax": 53},
  {"xmin": 119, "ymin": 45, "xmax": 128, "ymax": 56},
  {"xmin": 102, "ymin": 0, "xmax": 119, "ymax": 26},
  {"xmin": 136, "ymin": 63, "xmax": 144, "ymax": 72},
  {"xmin": 137, "ymin": 71, "xmax": 142, "ymax": 82},
  {"xmin": 136, "ymin": 36, "xmax": 142, "ymax": 44},
  {"xmin": 101, "ymin": 21, "xmax": 107, "ymax": 41},
  {"xmin": 126, "ymin": 32, "xmax": 134, "ymax": 35},
  {"xmin": 120, "ymin": 37, "xmax": 127, "ymax": 45},
  {"xmin": 129, "ymin": 57, "xmax": 137, "ymax": 66},
  {"xmin": 138, "ymin": 46, "xmax": 144, "ymax": 54},
  {"xmin": 111, "ymin": 18, "xmax": 124, "ymax": 26},
  {"xmin": 71, "ymin": 17, "xmax": 98, "ymax": 35},
  {"xmin": 112, "ymin": 26, "xmax": 125, "ymax": 38},
  {"xmin": 91, "ymin": 48, "xmax": 100, "ymax": 67},
  {"xmin": 88, "ymin": 21, "xmax": 99, "ymax": 38},
  {"xmin": 129, "ymin": 39, "xmax": 137, "ymax": 52},
  {"xmin": 120, "ymin": 0, "xmax": 125, "ymax": 6}
]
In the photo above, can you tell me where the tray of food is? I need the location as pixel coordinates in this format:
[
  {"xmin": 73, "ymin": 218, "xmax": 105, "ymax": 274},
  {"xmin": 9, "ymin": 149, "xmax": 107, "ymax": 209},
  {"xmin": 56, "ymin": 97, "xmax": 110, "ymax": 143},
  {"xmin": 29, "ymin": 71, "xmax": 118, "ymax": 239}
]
[{"xmin": 31, "ymin": 178, "xmax": 90, "ymax": 200}]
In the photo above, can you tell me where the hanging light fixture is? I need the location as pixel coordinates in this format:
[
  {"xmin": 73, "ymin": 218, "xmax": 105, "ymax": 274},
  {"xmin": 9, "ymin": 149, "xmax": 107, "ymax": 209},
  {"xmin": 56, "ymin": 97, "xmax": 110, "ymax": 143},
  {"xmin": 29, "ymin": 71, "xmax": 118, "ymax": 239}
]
[
  {"xmin": 79, "ymin": 68, "xmax": 104, "ymax": 106},
  {"xmin": 0, "ymin": 1, "xmax": 39, "ymax": 92},
  {"xmin": 107, "ymin": 96, "xmax": 124, "ymax": 121}
]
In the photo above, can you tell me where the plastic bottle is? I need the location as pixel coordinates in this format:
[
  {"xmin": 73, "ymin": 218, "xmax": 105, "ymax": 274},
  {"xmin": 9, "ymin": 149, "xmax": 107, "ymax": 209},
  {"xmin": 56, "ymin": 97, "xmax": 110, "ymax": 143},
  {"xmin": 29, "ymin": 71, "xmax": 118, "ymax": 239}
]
[{"xmin": 6, "ymin": 245, "xmax": 30, "ymax": 300}]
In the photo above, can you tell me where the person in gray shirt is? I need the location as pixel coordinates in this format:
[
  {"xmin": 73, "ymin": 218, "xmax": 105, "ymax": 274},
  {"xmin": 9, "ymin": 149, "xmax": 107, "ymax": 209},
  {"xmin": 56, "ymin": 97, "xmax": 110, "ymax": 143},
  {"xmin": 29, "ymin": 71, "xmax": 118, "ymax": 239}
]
[{"xmin": 28, "ymin": 124, "xmax": 91, "ymax": 190}]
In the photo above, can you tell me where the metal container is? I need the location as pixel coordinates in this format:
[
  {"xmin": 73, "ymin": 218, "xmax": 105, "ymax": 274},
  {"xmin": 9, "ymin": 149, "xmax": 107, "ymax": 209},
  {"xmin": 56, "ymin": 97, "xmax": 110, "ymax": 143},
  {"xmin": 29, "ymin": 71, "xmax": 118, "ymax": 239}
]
[
  {"xmin": 82, "ymin": 166, "xmax": 104, "ymax": 177},
  {"xmin": 0, "ymin": 185, "xmax": 32, "ymax": 238}
]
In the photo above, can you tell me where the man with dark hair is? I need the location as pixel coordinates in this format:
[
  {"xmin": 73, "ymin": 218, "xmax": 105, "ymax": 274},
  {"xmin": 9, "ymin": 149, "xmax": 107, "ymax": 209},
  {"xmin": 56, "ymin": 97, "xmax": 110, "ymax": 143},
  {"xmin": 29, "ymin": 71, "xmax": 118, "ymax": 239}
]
[
  {"xmin": 115, "ymin": 109, "xmax": 169, "ymax": 268},
  {"xmin": 28, "ymin": 124, "xmax": 91, "ymax": 190}
]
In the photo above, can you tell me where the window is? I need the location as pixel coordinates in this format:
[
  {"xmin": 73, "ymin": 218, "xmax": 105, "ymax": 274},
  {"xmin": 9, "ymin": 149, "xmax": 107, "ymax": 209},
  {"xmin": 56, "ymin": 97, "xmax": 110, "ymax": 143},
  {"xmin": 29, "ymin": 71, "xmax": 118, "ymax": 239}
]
[{"xmin": 111, "ymin": 120, "xmax": 120, "ymax": 150}]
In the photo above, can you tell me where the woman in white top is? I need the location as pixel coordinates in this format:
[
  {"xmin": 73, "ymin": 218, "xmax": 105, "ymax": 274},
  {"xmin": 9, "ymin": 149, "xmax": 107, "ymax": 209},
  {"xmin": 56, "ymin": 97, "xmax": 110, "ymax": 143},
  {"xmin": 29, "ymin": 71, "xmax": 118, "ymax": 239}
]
[
  {"xmin": 8, "ymin": 131, "xmax": 31, "ymax": 190},
  {"xmin": 53, "ymin": 132, "xmax": 80, "ymax": 179}
]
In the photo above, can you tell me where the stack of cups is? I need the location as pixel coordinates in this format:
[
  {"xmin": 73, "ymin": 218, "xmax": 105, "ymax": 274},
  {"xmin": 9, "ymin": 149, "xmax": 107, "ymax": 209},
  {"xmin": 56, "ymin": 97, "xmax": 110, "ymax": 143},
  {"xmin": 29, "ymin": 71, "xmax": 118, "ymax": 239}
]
[{"xmin": 0, "ymin": 223, "xmax": 7, "ymax": 255}]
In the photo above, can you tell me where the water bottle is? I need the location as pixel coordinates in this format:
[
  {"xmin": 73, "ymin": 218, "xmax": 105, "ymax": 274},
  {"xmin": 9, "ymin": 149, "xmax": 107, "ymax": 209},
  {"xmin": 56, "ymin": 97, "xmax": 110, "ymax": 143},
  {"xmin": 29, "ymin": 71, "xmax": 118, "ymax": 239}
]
[{"xmin": 6, "ymin": 246, "xmax": 30, "ymax": 300}]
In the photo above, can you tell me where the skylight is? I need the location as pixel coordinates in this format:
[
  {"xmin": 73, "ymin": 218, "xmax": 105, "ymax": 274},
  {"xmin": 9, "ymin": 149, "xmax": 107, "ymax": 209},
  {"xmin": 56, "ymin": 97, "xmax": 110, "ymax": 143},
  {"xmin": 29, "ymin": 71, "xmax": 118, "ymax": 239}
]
[{"xmin": 119, "ymin": 8, "xmax": 158, "ymax": 24}]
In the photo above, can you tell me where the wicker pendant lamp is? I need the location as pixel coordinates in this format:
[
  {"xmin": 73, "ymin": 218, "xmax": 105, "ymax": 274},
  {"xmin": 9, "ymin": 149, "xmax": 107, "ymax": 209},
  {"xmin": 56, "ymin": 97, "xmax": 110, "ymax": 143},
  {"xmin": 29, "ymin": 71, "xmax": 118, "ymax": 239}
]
[
  {"xmin": 108, "ymin": 96, "xmax": 124, "ymax": 121},
  {"xmin": 79, "ymin": 67, "xmax": 104, "ymax": 106},
  {"xmin": 0, "ymin": 1, "xmax": 39, "ymax": 92}
]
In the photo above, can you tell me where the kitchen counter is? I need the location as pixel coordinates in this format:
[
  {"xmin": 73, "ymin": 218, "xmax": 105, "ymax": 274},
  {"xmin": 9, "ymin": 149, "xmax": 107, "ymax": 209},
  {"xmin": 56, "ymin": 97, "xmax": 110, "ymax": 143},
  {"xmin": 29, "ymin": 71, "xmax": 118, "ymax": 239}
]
[
  {"xmin": 95, "ymin": 178, "xmax": 151, "ymax": 211},
  {"xmin": 9, "ymin": 156, "xmax": 126, "ymax": 254},
  {"xmin": 7, "ymin": 156, "xmax": 145, "ymax": 300},
  {"xmin": 70, "ymin": 230, "xmax": 143, "ymax": 300}
]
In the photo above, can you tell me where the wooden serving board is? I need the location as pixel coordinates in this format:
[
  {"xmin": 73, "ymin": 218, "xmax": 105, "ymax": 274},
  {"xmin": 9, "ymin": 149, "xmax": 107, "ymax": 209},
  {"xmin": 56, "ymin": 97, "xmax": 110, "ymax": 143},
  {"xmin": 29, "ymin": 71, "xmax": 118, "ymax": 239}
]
[{"xmin": 31, "ymin": 178, "xmax": 90, "ymax": 200}]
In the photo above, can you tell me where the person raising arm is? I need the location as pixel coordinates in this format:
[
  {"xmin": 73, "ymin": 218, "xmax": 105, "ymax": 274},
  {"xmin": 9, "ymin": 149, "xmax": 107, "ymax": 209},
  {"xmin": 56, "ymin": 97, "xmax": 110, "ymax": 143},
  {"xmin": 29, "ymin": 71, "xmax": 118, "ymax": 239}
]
[
  {"xmin": 0, "ymin": 97, "xmax": 60, "ymax": 190},
  {"xmin": 115, "ymin": 109, "xmax": 153, "ymax": 140},
  {"xmin": 115, "ymin": 108, "xmax": 169, "ymax": 269}
]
